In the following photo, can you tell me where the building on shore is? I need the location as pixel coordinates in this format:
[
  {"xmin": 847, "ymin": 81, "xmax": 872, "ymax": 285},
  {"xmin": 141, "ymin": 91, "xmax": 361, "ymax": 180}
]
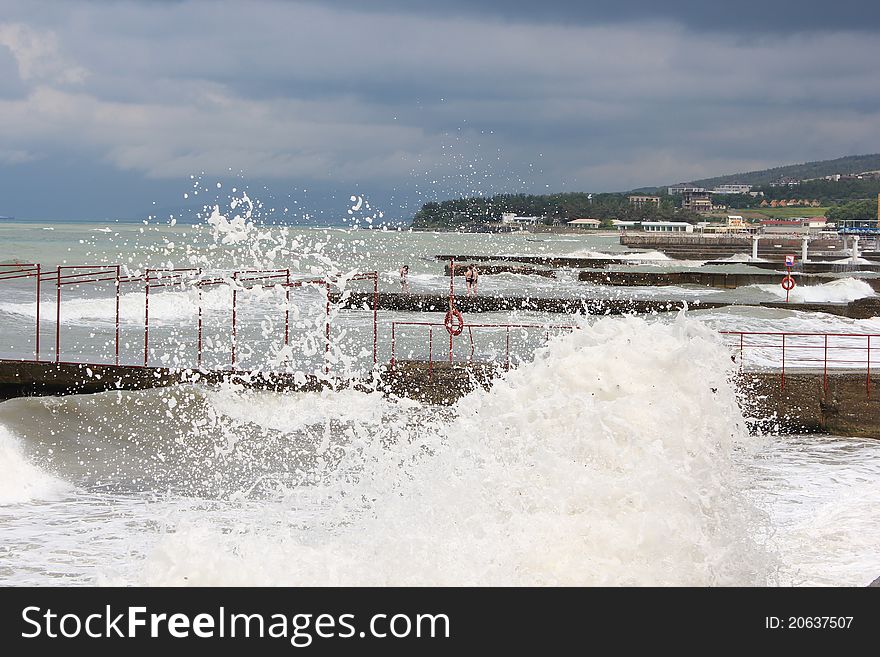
[
  {"xmin": 668, "ymin": 184, "xmax": 705, "ymax": 195},
  {"xmin": 641, "ymin": 221, "xmax": 694, "ymax": 233},
  {"xmin": 500, "ymin": 212, "xmax": 542, "ymax": 226},
  {"xmin": 760, "ymin": 218, "xmax": 829, "ymax": 234},
  {"xmin": 697, "ymin": 215, "xmax": 759, "ymax": 234},
  {"xmin": 681, "ymin": 189, "xmax": 713, "ymax": 212},
  {"xmin": 628, "ymin": 194, "xmax": 661, "ymax": 209},
  {"xmin": 612, "ymin": 220, "xmax": 641, "ymax": 231},
  {"xmin": 711, "ymin": 183, "xmax": 752, "ymax": 194},
  {"xmin": 566, "ymin": 218, "xmax": 602, "ymax": 229}
]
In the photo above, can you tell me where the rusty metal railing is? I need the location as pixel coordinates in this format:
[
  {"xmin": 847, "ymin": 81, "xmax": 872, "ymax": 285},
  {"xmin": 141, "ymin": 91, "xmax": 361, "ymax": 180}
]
[
  {"xmin": 390, "ymin": 320, "xmax": 577, "ymax": 374},
  {"xmin": 0, "ymin": 263, "xmax": 379, "ymax": 376},
  {"xmin": 721, "ymin": 330, "xmax": 880, "ymax": 395}
]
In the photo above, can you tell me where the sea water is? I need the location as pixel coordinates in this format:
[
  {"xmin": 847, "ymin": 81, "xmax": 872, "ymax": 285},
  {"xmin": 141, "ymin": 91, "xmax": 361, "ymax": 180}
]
[{"xmin": 1, "ymin": 211, "xmax": 878, "ymax": 586}]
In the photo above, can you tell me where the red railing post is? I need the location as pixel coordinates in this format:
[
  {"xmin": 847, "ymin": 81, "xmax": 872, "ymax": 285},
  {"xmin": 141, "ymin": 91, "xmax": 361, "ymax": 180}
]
[
  {"xmin": 449, "ymin": 257, "xmax": 455, "ymax": 365},
  {"xmin": 390, "ymin": 322, "xmax": 396, "ymax": 369},
  {"xmin": 197, "ymin": 283, "xmax": 203, "ymax": 369},
  {"xmin": 823, "ymin": 334, "xmax": 828, "ymax": 394},
  {"xmin": 231, "ymin": 272, "xmax": 238, "ymax": 368},
  {"xmin": 373, "ymin": 272, "xmax": 378, "ymax": 367},
  {"xmin": 144, "ymin": 269, "xmax": 151, "ymax": 366},
  {"xmin": 55, "ymin": 265, "xmax": 61, "ymax": 363},
  {"xmin": 781, "ymin": 333, "xmax": 786, "ymax": 391},
  {"xmin": 35, "ymin": 263, "xmax": 40, "ymax": 361},
  {"xmin": 324, "ymin": 281, "xmax": 331, "ymax": 376},
  {"xmin": 115, "ymin": 265, "xmax": 120, "ymax": 366},
  {"xmin": 284, "ymin": 269, "xmax": 290, "ymax": 348},
  {"xmin": 739, "ymin": 332, "xmax": 743, "ymax": 372}
]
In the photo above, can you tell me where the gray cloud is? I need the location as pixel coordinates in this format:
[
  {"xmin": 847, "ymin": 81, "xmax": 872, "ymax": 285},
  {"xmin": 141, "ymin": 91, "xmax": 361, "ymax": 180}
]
[
  {"xmin": 0, "ymin": 0, "xmax": 879, "ymax": 220},
  {"xmin": 297, "ymin": 0, "xmax": 880, "ymax": 32}
]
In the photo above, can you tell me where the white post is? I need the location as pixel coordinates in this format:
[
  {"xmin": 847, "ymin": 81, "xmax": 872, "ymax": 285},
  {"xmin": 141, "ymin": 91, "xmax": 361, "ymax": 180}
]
[
  {"xmin": 852, "ymin": 235, "xmax": 860, "ymax": 264},
  {"xmin": 801, "ymin": 237, "xmax": 809, "ymax": 264},
  {"xmin": 752, "ymin": 235, "xmax": 759, "ymax": 260}
]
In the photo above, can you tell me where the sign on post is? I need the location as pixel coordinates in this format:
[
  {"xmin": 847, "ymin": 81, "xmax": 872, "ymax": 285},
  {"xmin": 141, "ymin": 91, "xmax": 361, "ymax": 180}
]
[{"xmin": 782, "ymin": 254, "xmax": 796, "ymax": 302}]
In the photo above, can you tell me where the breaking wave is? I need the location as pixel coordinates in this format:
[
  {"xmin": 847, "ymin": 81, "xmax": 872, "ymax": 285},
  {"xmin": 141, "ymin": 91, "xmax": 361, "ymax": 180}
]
[{"xmin": 755, "ymin": 277, "xmax": 875, "ymax": 303}]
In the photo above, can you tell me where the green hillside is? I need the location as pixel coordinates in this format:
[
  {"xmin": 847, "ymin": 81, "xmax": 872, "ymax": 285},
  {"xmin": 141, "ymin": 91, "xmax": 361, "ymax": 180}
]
[{"xmin": 685, "ymin": 153, "xmax": 880, "ymax": 188}]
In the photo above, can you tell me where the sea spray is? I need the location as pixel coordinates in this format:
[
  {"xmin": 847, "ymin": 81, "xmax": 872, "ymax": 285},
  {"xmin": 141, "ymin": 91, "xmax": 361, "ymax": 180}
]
[
  {"xmin": 756, "ymin": 277, "xmax": 875, "ymax": 304},
  {"xmin": 132, "ymin": 313, "xmax": 775, "ymax": 586},
  {"xmin": 0, "ymin": 425, "xmax": 72, "ymax": 504}
]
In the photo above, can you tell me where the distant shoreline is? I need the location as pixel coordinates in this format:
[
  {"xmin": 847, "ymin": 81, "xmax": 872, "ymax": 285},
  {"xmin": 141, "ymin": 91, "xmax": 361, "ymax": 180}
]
[{"xmin": 412, "ymin": 226, "xmax": 620, "ymax": 237}]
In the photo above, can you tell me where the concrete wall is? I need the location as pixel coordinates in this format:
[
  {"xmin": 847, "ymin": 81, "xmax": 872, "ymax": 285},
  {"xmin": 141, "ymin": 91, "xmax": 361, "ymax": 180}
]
[{"xmin": 2, "ymin": 359, "xmax": 880, "ymax": 438}]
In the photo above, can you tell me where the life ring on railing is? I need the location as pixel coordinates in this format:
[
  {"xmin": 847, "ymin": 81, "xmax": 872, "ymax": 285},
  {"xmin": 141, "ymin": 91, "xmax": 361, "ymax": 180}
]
[
  {"xmin": 444, "ymin": 308, "xmax": 465, "ymax": 336},
  {"xmin": 781, "ymin": 275, "xmax": 796, "ymax": 291}
]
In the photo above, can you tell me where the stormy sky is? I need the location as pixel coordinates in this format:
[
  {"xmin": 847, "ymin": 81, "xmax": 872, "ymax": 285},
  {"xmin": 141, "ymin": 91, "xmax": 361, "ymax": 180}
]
[{"xmin": 1, "ymin": 0, "xmax": 879, "ymax": 221}]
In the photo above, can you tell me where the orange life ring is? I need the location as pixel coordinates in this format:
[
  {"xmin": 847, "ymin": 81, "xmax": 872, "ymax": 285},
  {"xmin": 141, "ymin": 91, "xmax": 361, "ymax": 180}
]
[
  {"xmin": 444, "ymin": 308, "xmax": 464, "ymax": 336},
  {"xmin": 781, "ymin": 275, "xmax": 796, "ymax": 291}
]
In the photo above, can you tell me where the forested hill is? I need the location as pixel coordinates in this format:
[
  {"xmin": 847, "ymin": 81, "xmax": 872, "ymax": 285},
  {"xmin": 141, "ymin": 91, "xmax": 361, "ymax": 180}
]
[
  {"xmin": 410, "ymin": 192, "xmax": 683, "ymax": 230},
  {"xmin": 410, "ymin": 154, "xmax": 880, "ymax": 230},
  {"xmin": 686, "ymin": 153, "xmax": 880, "ymax": 188}
]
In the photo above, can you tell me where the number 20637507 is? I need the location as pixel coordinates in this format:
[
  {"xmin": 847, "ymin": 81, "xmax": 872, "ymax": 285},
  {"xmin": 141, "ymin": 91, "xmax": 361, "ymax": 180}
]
[{"xmin": 765, "ymin": 617, "xmax": 853, "ymax": 629}]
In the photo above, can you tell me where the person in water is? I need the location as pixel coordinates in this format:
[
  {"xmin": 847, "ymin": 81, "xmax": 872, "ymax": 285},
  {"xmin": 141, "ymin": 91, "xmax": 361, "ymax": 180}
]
[
  {"xmin": 399, "ymin": 264, "xmax": 410, "ymax": 294},
  {"xmin": 465, "ymin": 264, "xmax": 478, "ymax": 296}
]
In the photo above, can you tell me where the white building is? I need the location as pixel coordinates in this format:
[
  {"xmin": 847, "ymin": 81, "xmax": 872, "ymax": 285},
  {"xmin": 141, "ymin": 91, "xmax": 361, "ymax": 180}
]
[
  {"xmin": 567, "ymin": 218, "xmax": 602, "ymax": 229},
  {"xmin": 668, "ymin": 184, "xmax": 705, "ymax": 195},
  {"xmin": 500, "ymin": 212, "xmax": 542, "ymax": 226},
  {"xmin": 641, "ymin": 221, "xmax": 694, "ymax": 233},
  {"xmin": 711, "ymin": 184, "xmax": 752, "ymax": 194}
]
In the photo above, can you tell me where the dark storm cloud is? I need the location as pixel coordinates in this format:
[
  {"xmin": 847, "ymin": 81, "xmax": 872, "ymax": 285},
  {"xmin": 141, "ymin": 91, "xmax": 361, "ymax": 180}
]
[
  {"xmin": 0, "ymin": 0, "xmax": 879, "ymax": 220},
  {"xmin": 303, "ymin": 0, "xmax": 880, "ymax": 32}
]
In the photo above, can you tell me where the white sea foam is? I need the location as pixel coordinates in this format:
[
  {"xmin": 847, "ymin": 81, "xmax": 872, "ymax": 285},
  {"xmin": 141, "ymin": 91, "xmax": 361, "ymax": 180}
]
[
  {"xmin": 134, "ymin": 314, "xmax": 773, "ymax": 586},
  {"xmin": 567, "ymin": 249, "xmax": 672, "ymax": 261},
  {"xmin": 831, "ymin": 256, "xmax": 873, "ymax": 265},
  {"xmin": 0, "ymin": 425, "xmax": 71, "ymax": 504},
  {"xmin": 718, "ymin": 253, "xmax": 764, "ymax": 263},
  {"xmin": 0, "ymin": 284, "xmax": 325, "ymax": 326},
  {"xmin": 755, "ymin": 277, "xmax": 875, "ymax": 303}
]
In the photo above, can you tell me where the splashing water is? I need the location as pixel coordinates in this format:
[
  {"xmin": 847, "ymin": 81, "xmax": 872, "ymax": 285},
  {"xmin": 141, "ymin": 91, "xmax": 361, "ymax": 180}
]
[
  {"xmin": 2, "ymin": 189, "xmax": 879, "ymax": 587},
  {"xmin": 90, "ymin": 314, "xmax": 775, "ymax": 586}
]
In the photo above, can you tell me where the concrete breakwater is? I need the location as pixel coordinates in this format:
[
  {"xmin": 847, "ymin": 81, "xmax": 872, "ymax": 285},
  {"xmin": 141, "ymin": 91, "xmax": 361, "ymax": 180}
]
[
  {"xmin": 443, "ymin": 263, "xmax": 556, "ymax": 278},
  {"xmin": 434, "ymin": 254, "xmax": 642, "ymax": 268},
  {"xmin": 578, "ymin": 270, "xmax": 880, "ymax": 291},
  {"xmin": 4, "ymin": 359, "xmax": 878, "ymax": 438},
  {"xmin": 332, "ymin": 291, "xmax": 726, "ymax": 314},
  {"xmin": 707, "ymin": 260, "xmax": 880, "ymax": 274},
  {"xmin": 388, "ymin": 362, "xmax": 880, "ymax": 438},
  {"xmin": 620, "ymin": 234, "xmax": 844, "ymax": 260},
  {"xmin": 332, "ymin": 291, "xmax": 880, "ymax": 319},
  {"xmin": 0, "ymin": 359, "xmax": 329, "ymax": 401}
]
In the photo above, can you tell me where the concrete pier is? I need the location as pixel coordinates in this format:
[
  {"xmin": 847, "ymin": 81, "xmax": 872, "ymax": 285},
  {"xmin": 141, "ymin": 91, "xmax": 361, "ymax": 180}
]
[
  {"xmin": 737, "ymin": 370, "xmax": 880, "ymax": 438},
  {"xmin": 443, "ymin": 263, "xmax": 556, "ymax": 278},
  {"xmin": 333, "ymin": 291, "xmax": 728, "ymax": 314},
  {"xmin": 577, "ymin": 270, "xmax": 880, "ymax": 291},
  {"xmin": 434, "ymin": 252, "xmax": 880, "ymax": 273},
  {"xmin": 4, "ymin": 358, "xmax": 879, "ymax": 438},
  {"xmin": 382, "ymin": 365, "xmax": 880, "ymax": 438},
  {"xmin": 0, "ymin": 359, "xmax": 330, "ymax": 401},
  {"xmin": 620, "ymin": 234, "xmax": 844, "ymax": 261},
  {"xmin": 434, "ymin": 254, "xmax": 638, "ymax": 268},
  {"xmin": 706, "ymin": 260, "xmax": 880, "ymax": 273},
  {"xmin": 333, "ymin": 291, "xmax": 880, "ymax": 319}
]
